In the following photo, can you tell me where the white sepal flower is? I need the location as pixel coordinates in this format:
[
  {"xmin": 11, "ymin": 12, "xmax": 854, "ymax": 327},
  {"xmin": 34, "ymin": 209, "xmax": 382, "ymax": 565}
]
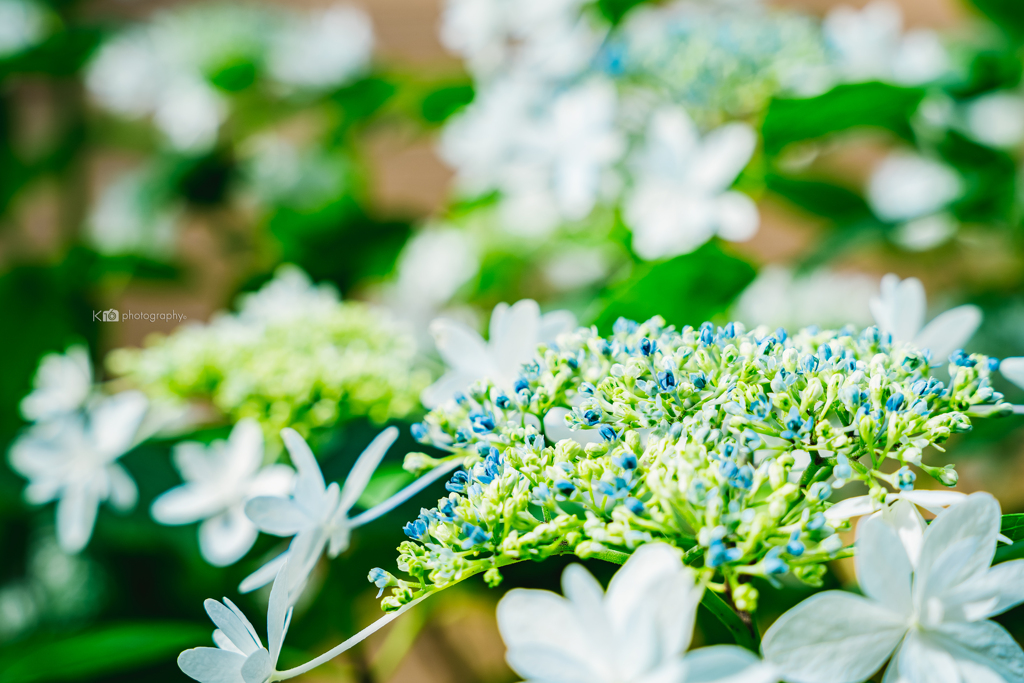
[
  {"xmin": 241, "ymin": 426, "xmax": 457, "ymax": 598},
  {"xmin": 763, "ymin": 493, "xmax": 1024, "ymax": 683},
  {"xmin": 422, "ymin": 299, "xmax": 576, "ymax": 408},
  {"xmin": 9, "ymin": 391, "xmax": 149, "ymax": 553},
  {"xmin": 20, "ymin": 345, "xmax": 93, "ymax": 422},
  {"xmin": 870, "ymin": 273, "xmax": 981, "ymax": 361},
  {"xmin": 178, "ymin": 567, "xmax": 292, "ymax": 683},
  {"xmin": 624, "ymin": 107, "xmax": 758, "ymax": 261},
  {"xmin": 498, "ymin": 542, "xmax": 778, "ymax": 683},
  {"xmin": 999, "ymin": 358, "xmax": 1024, "ymax": 407},
  {"xmin": 867, "ymin": 152, "xmax": 962, "ymax": 224},
  {"xmin": 151, "ymin": 419, "xmax": 295, "ymax": 567}
]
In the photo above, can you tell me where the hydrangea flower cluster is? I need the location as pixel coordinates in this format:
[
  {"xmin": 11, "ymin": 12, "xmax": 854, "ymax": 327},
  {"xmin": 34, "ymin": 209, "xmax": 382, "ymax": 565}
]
[
  {"xmin": 377, "ymin": 317, "xmax": 1011, "ymax": 612},
  {"xmin": 109, "ymin": 266, "xmax": 428, "ymax": 445}
]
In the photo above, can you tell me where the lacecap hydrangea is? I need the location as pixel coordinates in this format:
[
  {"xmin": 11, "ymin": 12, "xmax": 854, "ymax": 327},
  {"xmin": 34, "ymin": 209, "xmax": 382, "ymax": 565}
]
[{"xmin": 373, "ymin": 317, "xmax": 1012, "ymax": 612}]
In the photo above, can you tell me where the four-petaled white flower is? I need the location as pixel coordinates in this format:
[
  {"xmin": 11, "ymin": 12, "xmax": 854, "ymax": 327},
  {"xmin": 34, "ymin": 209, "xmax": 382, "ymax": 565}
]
[
  {"xmin": 9, "ymin": 391, "xmax": 149, "ymax": 554},
  {"xmin": 422, "ymin": 299, "xmax": 576, "ymax": 408},
  {"xmin": 823, "ymin": 1, "xmax": 949, "ymax": 86},
  {"xmin": 240, "ymin": 427, "xmax": 401, "ymax": 597},
  {"xmin": 498, "ymin": 542, "xmax": 778, "ymax": 683},
  {"xmin": 624, "ymin": 106, "xmax": 758, "ymax": 261},
  {"xmin": 20, "ymin": 345, "xmax": 93, "ymax": 422},
  {"xmin": 178, "ymin": 567, "xmax": 292, "ymax": 683},
  {"xmin": 151, "ymin": 419, "xmax": 296, "ymax": 567},
  {"xmin": 870, "ymin": 273, "xmax": 981, "ymax": 362},
  {"xmin": 763, "ymin": 493, "xmax": 1024, "ymax": 683}
]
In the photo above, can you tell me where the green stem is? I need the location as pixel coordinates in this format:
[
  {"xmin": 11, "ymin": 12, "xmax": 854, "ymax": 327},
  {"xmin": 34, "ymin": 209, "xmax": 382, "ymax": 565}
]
[{"xmin": 701, "ymin": 588, "xmax": 761, "ymax": 653}]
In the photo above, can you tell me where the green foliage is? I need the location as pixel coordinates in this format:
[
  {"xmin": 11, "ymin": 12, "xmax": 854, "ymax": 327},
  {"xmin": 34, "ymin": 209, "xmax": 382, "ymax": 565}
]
[{"xmin": 420, "ymin": 83, "xmax": 474, "ymax": 123}]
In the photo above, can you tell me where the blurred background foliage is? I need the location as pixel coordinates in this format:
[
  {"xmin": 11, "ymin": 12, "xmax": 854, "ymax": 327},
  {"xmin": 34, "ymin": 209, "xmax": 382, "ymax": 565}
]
[{"xmin": 1, "ymin": 0, "xmax": 1023, "ymax": 681}]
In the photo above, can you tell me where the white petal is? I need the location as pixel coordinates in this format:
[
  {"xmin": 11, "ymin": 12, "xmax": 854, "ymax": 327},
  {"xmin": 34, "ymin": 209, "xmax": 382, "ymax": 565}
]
[
  {"xmin": 913, "ymin": 305, "xmax": 982, "ymax": 361},
  {"xmin": 248, "ymin": 465, "xmax": 295, "ymax": 499},
  {"xmin": 538, "ymin": 310, "xmax": 577, "ymax": 342},
  {"xmin": 267, "ymin": 568, "xmax": 292, "ymax": 663},
  {"xmin": 1000, "ymin": 357, "xmax": 1024, "ymax": 391},
  {"xmin": 244, "ymin": 496, "xmax": 309, "ymax": 536},
  {"xmin": 106, "ymin": 463, "xmax": 138, "ymax": 511},
  {"xmin": 226, "ymin": 419, "xmax": 264, "ymax": 481},
  {"xmin": 178, "ymin": 647, "xmax": 246, "ymax": 683},
  {"xmin": 716, "ymin": 192, "xmax": 759, "ymax": 243},
  {"xmin": 898, "ymin": 490, "xmax": 966, "ymax": 515},
  {"xmin": 915, "ymin": 493, "xmax": 1000, "ymax": 605},
  {"xmin": 490, "ymin": 299, "xmax": 541, "ymax": 381},
  {"xmin": 689, "ymin": 122, "xmax": 757, "ymax": 193},
  {"xmin": 683, "ymin": 645, "xmax": 777, "ymax": 683},
  {"xmin": 90, "ymin": 391, "xmax": 148, "ymax": 458},
  {"xmin": 941, "ymin": 560, "xmax": 1024, "ymax": 621},
  {"xmin": 56, "ymin": 482, "xmax": 100, "ymax": 554},
  {"xmin": 561, "ymin": 564, "xmax": 618, "ymax": 671},
  {"xmin": 213, "ymin": 630, "xmax": 244, "ymax": 655},
  {"xmin": 280, "ymin": 429, "xmax": 325, "ymax": 504},
  {"xmin": 152, "ymin": 485, "xmax": 226, "ymax": 525},
  {"xmin": 204, "ymin": 599, "xmax": 261, "ymax": 655},
  {"xmin": 240, "ymin": 649, "xmax": 272, "ymax": 683},
  {"xmin": 429, "ymin": 317, "xmax": 491, "ymax": 375},
  {"xmin": 497, "ymin": 588, "xmax": 606, "ymax": 683},
  {"xmin": 856, "ymin": 515, "xmax": 913, "ymax": 617},
  {"xmin": 762, "ymin": 592, "xmax": 907, "ymax": 683},
  {"xmin": 338, "ymin": 427, "xmax": 399, "ymax": 513},
  {"xmin": 824, "ymin": 495, "xmax": 878, "ymax": 522},
  {"xmin": 932, "ymin": 620, "xmax": 1024, "ymax": 683},
  {"xmin": 199, "ymin": 508, "xmax": 259, "ymax": 567},
  {"xmin": 239, "ymin": 552, "xmax": 288, "ymax": 594},
  {"xmin": 881, "ymin": 498, "xmax": 927, "ymax": 569},
  {"xmin": 897, "ymin": 631, "xmax": 958, "ymax": 683},
  {"xmin": 420, "ymin": 370, "xmax": 478, "ymax": 409}
]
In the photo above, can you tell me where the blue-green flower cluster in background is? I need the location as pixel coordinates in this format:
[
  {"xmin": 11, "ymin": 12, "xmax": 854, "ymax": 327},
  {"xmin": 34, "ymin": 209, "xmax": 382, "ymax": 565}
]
[{"xmin": 378, "ymin": 317, "xmax": 1011, "ymax": 612}]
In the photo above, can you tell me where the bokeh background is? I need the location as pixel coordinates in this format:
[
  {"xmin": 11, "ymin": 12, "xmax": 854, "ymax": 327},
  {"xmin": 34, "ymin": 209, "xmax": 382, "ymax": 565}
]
[{"xmin": 1, "ymin": 0, "xmax": 1023, "ymax": 680}]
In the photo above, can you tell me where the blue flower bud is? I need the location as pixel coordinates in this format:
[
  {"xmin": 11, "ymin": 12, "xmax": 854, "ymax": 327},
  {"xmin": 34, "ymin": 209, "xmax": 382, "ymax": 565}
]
[
  {"xmin": 786, "ymin": 532, "xmax": 805, "ymax": 557},
  {"xmin": 699, "ymin": 322, "xmax": 714, "ymax": 346},
  {"xmin": 834, "ymin": 454, "xmax": 853, "ymax": 480},
  {"xmin": 445, "ymin": 470, "xmax": 469, "ymax": 494},
  {"xmin": 410, "ymin": 423, "xmax": 428, "ymax": 441},
  {"xmin": 454, "ymin": 393, "xmax": 468, "ymax": 405},
  {"xmin": 897, "ymin": 466, "xmax": 916, "ymax": 491},
  {"xmin": 599, "ymin": 424, "xmax": 618, "ymax": 442},
  {"xmin": 495, "ymin": 394, "xmax": 511, "ymax": 409},
  {"xmin": 613, "ymin": 317, "xmax": 638, "ymax": 335},
  {"xmin": 774, "ymin": 327, "xmax": 788, "ymax": 343},
  {"xmin": 690, "ymin": 372, "xmax": 707, "ymax": 390},
  {"xmin": 460, "ymin": 523, "xmax": 491, "ymax": 549},
  {"xmin": 988, "ymin": 358, "xmax": 1000, "ymax": 372},
  {"xmin": 554, "ymin": 480, "xmax": 576, "ymax": 495},
  {"xmin": 584, "ymin": 409, "xmax": 601, "ymax": 426},
  {"xmin": 470, "ymin": 412, "xmax": 495, "ymax": 433},
  {"xmin": 657, "ymin": 370, "xmax": 676, "ymax": 391},
  {"xmin": 513, "ymin": 377, "xmax": 530, "ymax": 393},
  {"xmin": 625, "ymin": 497, "xmax": 645, "ymax": 515},
  {"xmin": 886, "ymin": 393, "xmax": 905, "ymax": 412},
  {"xmin": 403, "ymin": 518, "xmax": 428, "ymax": 541},
  {"xmin": 806, "ymin": 512, "xmax": 826, "ymax": 531},
  {"xmin": 639, "ymin": 337, "xmax": 656, "ymax": 356},
  {"xmin": 614, "ymin": 451, "xmax": 638, "ymax": 470},
  {"xmin": 808, "ymin": 481, "xmax": 832, "ymax": 501}
]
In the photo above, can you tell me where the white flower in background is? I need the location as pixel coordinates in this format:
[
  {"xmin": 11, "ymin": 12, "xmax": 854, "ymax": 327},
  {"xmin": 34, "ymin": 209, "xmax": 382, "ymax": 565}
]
[
  {"xmin": 964, "ymin": 90, "xmax": 1024, "ymax": 150},
  {"xmin": 763, "ymin": 493, "xmax": 1024, "ymax": 683},
  {"xmin": 20, "ymin": 345, "xmax": 92, "ymax": 422},
  {"xmin": 178, "ymin": 568, "xmax": 292, "ymax": 683},
  {"xmin": 422, "ymin": 299, "xmax": 576, "ymax": 408},
  {"xmin": 1001, "ymin": 358, "xmax": 1024, "ymax": 400},
  {"xmin": 267, "ymin": 5, "xmax": 373, "ymax": 90},
  {"xmin": 152, "ymin": 78, "xmax": 226, "ymax": 151},
  {"xmin": 0, "ymin": 0, "xmax": 48, "ymax": 58},
  {"xmin": 498, "ymin": 543, "xmax": 778, "ymax": 683},
  {"xmin": 392, "ymin": 227, "xmax": 480, "ymax": 314},
  {"xmin": 236, "ymin": 264, "xmax": 340, "ymax": 326},
  {"xmin": 151, "ymin": 419, "xmax": 295, "ymax": 567},
  {"xmin": 823, "ymin": 1, "xmax": 949, "ymax": 86},
  {"xmin": 870, "ymin": 273, "xmax": 981, "ymax": 361},
  {"xmin": 88, "ymin": 169, "xmax": 180, "ymax": 257},
  {"xmin": 732, "ymin": 266, "xmax": 876, "ymax": 331},
  {"xmin": 867, "ymin": 151, "xmax": 963, "ymax": 251},
  {"xmin": 9, "ymin": 391, "xmax": 149, "ymax": 553},
  {"xmin": 241, "ymin": 427, "xmax": 454, "ymax": 597},
  {"xmin": 624, "ymin": 106, "xmax": 758, "ymax": 260}
]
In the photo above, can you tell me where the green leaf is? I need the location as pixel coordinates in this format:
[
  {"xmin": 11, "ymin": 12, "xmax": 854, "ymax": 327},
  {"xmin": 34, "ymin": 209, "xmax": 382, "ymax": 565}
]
[
  {"xmin": 969, "ymin": 0, "xmax": 1024, "ymax": 42},
  {"xmin": 700, "ymin": 589, "xmax": 760, "ymax": 653},
  {"xmin": 1000, "ymin": 514, "xmax": 1024, "ymax": 542},
  {"xmin": 591, "ymin": 242, "xmax": 756, "ymax": 331},
  {"xmin": 357, "ymin": 464, "xmax": 414, "ymax": 510},
  {"xmin": 762, "ymin": 83, "xmax": 925, "ymax": 156},
  {"xmin": 0, "ymin": 622, "xmax": 208, "ymax": 683},
  {"xmin": 765, "ymin": 175, "xmax": 872, "ymax": 221},
  {"xmin": 420, "ymin": 84, "xmax": 474, "ymax": 123},
  {"xmin": 597, "ymin": 0, "xmax": 651, "ymax": 24}
]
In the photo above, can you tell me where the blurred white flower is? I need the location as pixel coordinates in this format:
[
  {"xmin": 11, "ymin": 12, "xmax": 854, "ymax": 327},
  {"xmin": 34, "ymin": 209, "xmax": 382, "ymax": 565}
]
[
  {"xmin": 964, "ymin": 90, "xmax": 1024, "ymax": 149},
  {"xmin": 0, "ymin": 0, "xmax": 48, "ymax": 58},
  {"xmin": 20, "ymin": 345, "xmax": 92, "ymax": 422},
  {"xmin": 823, "ymin": 1, "xmax": 949, "ymax": 86},
  {"xmin": 624, "ymin": 106, "xmax": 758, "ymax": 260},
  {"xmin": 241, "ymin": 427, "xmax": 455, "ymax": 598},
  {"xmin": 867, "ymin": 151, "xmax": 962, "ymax": 224},
  {"xmin": 152, "ymin": 78, "xmax": 225, "ymax": 151},
  {"xmin": 422, "ymin": 299, "xmax": 576, "ymax": 408},
  {"xmin": 236, "ymin": 264, "xmax": 341, "ymax": 326},
  {"xmin": 9, "ymin": 392, "xmax": 149, "ymax": 554},
  {"xmin": 1001, "ymin": 357, "xmax": 1024, "ymax": 395},
  {"xmin": 870, "ymin": 273, "xmax": 981, "ymax": 361},
  {"xmin": 498, "ymin": 542, "xmax": 777, "ymax": 683},
  {"xmin": 151, "ymin": 419, "xmax": 295, "ymax": 567},
  {"xmin": 87, "ymin": 169, "xmax": 180, "ymax": 257},
  {"xmin": 267, "ymin": 5, "xmax": 373, "ymax": 90},
  {"xmin": 733, "ymin": 266, "xmax": 876, "ymax": 331},
  {"xmin": 393, "ymin": 227, "xmax": 480, "ymax": 313},
  {"xmin": 891, "ymin": 212, "xmax": 958, "ymax": 252},
  {"xmin": 178, "ymin": 569, "xmax": 292, "ymax": 683},
  {"xmin": 764, "ymin": 494, "xmax": 1024, "ymax": 683}
]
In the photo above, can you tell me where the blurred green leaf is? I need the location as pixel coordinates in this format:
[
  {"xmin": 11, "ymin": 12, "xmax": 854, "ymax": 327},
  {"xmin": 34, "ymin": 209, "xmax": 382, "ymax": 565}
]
[
  {"xmin": 334, "ymin": 77, "xmax": 397, "ymax": 124},
  {"xmin": 969, "ymin": 0, "xmax": 1024, "ymax": 42},
  {"xmin": 938, "ymin": 132, "xmax": 1018, "ymax": 223},
  {"xmin": 0, "ymin": 622, "xmax": 208, "ymax": 683},
  {"xmin": 357, "ymin": 464, "xmax": 414, "ymax": 510},
  {"xmin": 765, "ymin": 175, "xmax": 872, "ymax": 221},
  {"xmin": 592, "ymin": 242, "xmax": 755, "ymax": 331},
  {"xmin": 420, "ymin": 84, "xmax": 474, "ymax": 123},
  {"xmin": 762, "ymin": 83, "xmax": 924, "ymax": 155},
  {"xmin": 597, "ymin": 0, "xmax": 651, "ymax": 23}
]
